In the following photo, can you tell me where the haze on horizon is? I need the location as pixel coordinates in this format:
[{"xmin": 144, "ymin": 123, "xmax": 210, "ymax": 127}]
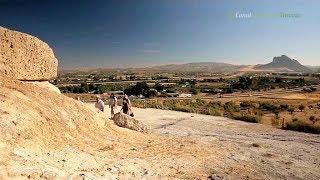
[{"xmin": 0, "ymin": 0, "xmax": 319, "ymax": 68}]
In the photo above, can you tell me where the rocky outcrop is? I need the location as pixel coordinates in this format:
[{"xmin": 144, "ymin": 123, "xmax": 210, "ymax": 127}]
[
  {"xmin": 255, "ymin": 55, "xmax": 312, "ymax": 72},
  {"xmin": 113, "ymin": 112, "xmax": 149, "ymax": 133},
  {"xmin": 0, "ymin": 26, "xmax": 58, "ymax": 80}
]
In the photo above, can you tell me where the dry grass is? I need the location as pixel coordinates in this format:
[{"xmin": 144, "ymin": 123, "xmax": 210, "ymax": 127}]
[{"xmin": 131, "ymin": 91, "xmax": 320, "ymax": 132}]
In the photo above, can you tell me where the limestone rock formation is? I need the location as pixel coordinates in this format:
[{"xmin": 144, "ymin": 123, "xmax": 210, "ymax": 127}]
[
  {"xmin": 0, "ymin": 26, "xmax": 58, "ymax": 80},
  {"xmin": 255, "ymin": 55, "xmax": 312, "ymax": 72},
  {"xmin": 112, "ymin": 112, "xmax": 149, "ymax": 133}
]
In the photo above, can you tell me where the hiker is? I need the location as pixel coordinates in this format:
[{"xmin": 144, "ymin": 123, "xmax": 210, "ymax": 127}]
[
  {"xmin": 122, "ymin": 95, "xmax": 134, "ymax": 117},
  {"xmin": 94, "ymin": 96, "xmax": 105, "ymax": 112},
  {"xmin": 122, "ymin": 98, "xmax": 130, "ymax": 115},
  {"xmin": 124, "ymin": 94, "xmax": 131, "ymax": 105},
  {"xmin": 109, "ymin": 93, "xmax": 117, "ymax": 118}
]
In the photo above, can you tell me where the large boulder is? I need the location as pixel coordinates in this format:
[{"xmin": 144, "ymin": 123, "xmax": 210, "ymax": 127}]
[
  {"xmin": 112, "ymin": 112, "xmax": 149, "ymax": 133},
  {"xmin": 0, "ymin": 26, "xmax": 58, "ymax": 80}
]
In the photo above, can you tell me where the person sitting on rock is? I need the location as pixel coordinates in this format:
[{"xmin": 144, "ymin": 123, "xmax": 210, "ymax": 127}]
[
  {"xmin": 94, "ymin": 95, "xmax": 105, "ymax": 112},
  {"xmin": 109, "ymin": 93, "xmax": 117, "ymax": 118}
]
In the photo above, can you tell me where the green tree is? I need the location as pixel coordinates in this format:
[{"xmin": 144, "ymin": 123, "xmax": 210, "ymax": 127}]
[
  {"xmin": 125, "ymin": 81, "xmax": 151, "ymax": 97},
  {"xmin": 154, "ymin": 82, "xmax": 164, "ymax": 92}
]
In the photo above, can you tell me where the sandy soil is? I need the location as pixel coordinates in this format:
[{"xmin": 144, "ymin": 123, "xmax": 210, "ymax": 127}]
[{"xmin": 1, "ymin": 77, "xmax": 320, "ymax": 179}]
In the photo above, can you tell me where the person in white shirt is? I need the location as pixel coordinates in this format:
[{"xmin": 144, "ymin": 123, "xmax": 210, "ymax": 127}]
[{"xmin": 94, "ymin": 96, "xmax": 105, "ymax": 112}]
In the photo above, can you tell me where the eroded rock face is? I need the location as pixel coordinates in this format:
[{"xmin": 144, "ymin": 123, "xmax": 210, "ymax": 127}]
[{"xmin": 0, "ymin": 26, "xmax": 58, "ymax": 80}]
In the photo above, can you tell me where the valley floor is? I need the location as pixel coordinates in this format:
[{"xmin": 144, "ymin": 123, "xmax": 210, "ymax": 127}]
[{"xmin": 105, "ymin": 106, "xmax": 320, "ymax": 179}]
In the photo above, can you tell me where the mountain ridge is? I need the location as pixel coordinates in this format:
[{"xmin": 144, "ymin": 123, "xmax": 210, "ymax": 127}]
[
  {"xmin": 255, "ymin": 55, "xmax": 312, "ymax": 72},
  {"xmin": 58, "ymin": 56, "xmax": 316, "ymax": 74}
]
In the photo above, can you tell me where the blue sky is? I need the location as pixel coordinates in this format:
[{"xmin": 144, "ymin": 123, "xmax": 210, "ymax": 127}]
[{"xmin": 0, "ymin": 0, "xmax": 319, "ymax": 68}]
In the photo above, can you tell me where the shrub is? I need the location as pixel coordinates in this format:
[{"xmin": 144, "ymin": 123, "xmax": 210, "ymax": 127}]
[
  {"xmin": 172, "ymin": 106, "xmax": 191, "ymax": 112},
  {"xmin": 285, "ymin": 120, "xmax": 320, "ymax": 134},
  {"xmin": 190, "ymin": 88, "xmax": 199, "ymax": 95},
  {"xmin": 240, "ymin": 101, "xmax": 255, "ymax": 109},
  {"xmin": 298, "ymin": 104, "xmax": 305, "ymax": 112},
  {"xmin": 207, "ymin": 101, "xmax": 222, "ymax": 109},
  {"xmin": 310, "ymin": 87, "xmax": 317, "ymax": 91},
  {"xmin": 232, "ymin": 115, "xmax": 261, "ymax": 123},
  {"xmin": 259, "ymin": 102, "xmax": 277, "ymax": 111},
  {"xmin": 207, "ymin": 107, "xmax": 222, "ymax": 116},
  {"xmin": 280, "ymin": 104, "xmax": 289, "ymax": 110},
  {"xmin": 224, "ymin": 101, "xmax": 240, "ymax": 112},
  {"xmin": 309, "ymin": 115, "xmax": 319, "ymax": 124},
  {"xmin": 154, "ymin": 82, "xmax": 164, "ymax": 92},
  {"xmin": 194, "ymin": 99, "xmax": 206, "ymax": 106},
  {"xmin": 287, "ymin": 107, "xmax": 295, "ymax": 114},
  {"xmin": 271, "ymin": 118, "xmax": 279, "ymax": 126},
  {"xmin": 271, "ymin": 108, "xmax": 281, "ymax": 119}
]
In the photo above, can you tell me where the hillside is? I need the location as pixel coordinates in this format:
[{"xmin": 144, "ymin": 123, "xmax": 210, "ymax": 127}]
[
  {"xmin": 58, "ymin": 57, "xmax": 316, "ymax": 74},
  {"xmin": 149, "ymin": 62, "xmax": 242, "ymax": 73},
  {"xmin": 1, "ymin": 78, "xmax": 320, "ymax": 179},
  {"xmin": 255, "ymin": 55, "xmax": 312, "ymax": 73},
  {"xmin": 58, "ymin": 62, "xmax": 242, "ymax": 74},
  {"xmin": 0, "ymin": 77, "xmax": 218, "ymax": 179}
]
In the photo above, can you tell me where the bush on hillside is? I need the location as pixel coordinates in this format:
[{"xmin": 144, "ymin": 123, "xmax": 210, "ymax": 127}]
[
  {"xmin": 240, "ymin": 101, "xmax": 255, "ymax": 109},
  {"xmin": 280, "ymin": 104, "xmax": 289, "ymax": 110},
  {"xmin": 259, "ymin": 102, "xmax": 278, "ymax": 111},
  {"xmin": 285, "ymin": 120, "xmax": 320, "ymax": 134},
  {"xmin": 298, "ymin": 104, "xmax": 305, "ymax": 112},
  {"xmin": 223, "ymin": 101, "xmax": 240, "ymax": 112},
  {"xmin": 232, "ymin": 115, "xmax": 261, "ymax": 123},
  {"xmin": 206, "ymin": 107, "xmax": 222, "ymax": 116}
]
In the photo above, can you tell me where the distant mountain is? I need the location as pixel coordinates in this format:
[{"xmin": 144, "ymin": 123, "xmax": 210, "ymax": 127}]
[
  {"xmin": 149, "ymin": 62, "xmax": 242, "ymax": 73},
  {"xmin": 306, "ymin": 65, "xmax": 320, "ymax": 72},
  {"xmin": 58, "ymin": 56, "xmax": 316, "ymax": 74},
  {"xmin": 255, "ymin": 55, "xmax": 312, "ymax": 73}
]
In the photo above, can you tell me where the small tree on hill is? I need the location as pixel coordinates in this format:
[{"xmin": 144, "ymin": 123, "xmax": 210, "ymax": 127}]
[{"xmin": 154, "ymin": 82, "xmax": 164, "ymax": 92}]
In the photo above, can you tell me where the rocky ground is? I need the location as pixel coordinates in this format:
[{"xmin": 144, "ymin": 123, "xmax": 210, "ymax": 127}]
[
  {"xmin": 75, "ymin": 101, "xmax": 320, "ymax": 179},
  {"xmin": 0, "ymin": 77, "xmax": 319, "ymax": 179},
  {"xmin": 107, "ymin": 106, "xmax": 320, "ymax": 179}
]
